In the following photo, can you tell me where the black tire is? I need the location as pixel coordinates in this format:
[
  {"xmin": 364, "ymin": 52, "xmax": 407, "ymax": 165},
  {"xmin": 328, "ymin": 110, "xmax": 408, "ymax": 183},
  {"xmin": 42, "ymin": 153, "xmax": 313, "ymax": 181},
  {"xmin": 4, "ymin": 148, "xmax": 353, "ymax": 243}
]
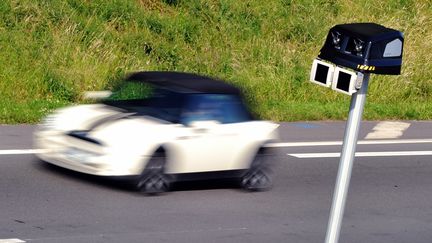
[
  {"xmin": 240, "ymin": 153, "xmax": 273, "ymax": 191},
  {"xmin": 137, "ymin": 155, "xmax": 170, "ymax": 195}
]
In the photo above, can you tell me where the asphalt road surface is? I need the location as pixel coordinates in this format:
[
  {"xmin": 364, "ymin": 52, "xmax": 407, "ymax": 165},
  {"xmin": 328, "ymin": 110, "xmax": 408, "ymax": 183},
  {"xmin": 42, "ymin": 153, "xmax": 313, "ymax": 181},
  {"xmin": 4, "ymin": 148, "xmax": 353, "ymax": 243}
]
[{"xmin": 0, "ymin": 121, "xmax": 431, "ymax": 243}]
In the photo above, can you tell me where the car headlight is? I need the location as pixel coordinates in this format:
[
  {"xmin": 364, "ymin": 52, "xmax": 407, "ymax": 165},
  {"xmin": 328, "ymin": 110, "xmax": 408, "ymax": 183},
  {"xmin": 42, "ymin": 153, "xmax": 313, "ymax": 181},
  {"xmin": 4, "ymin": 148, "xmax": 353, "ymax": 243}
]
[{"xmin": 65, "ymin": 147, "xmax": 102, "ymax": 164}]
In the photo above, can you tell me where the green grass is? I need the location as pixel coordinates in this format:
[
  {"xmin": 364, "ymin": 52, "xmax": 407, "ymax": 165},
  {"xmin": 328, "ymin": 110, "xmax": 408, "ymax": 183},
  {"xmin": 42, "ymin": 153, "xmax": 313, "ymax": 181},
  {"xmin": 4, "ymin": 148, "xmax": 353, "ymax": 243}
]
[{"xmin": 1, "ymin": 0, "xmax": 431, "ymax": 123}]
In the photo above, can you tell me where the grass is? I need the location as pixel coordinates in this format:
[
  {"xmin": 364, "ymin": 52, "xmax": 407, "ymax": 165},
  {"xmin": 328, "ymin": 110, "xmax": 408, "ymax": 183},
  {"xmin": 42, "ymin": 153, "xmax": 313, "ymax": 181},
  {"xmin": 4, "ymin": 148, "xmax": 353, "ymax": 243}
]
[{"xmin": 0, "ymin": 0, "xmax": 431, "ymax": 123}]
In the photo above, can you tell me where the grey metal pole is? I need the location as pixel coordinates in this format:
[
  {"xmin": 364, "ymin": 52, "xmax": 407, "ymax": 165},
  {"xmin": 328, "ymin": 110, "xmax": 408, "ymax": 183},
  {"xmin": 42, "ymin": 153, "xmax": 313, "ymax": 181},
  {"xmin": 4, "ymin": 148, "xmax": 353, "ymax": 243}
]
[{"xmin": 324, "ymin": 73, "xmax": 370, "ymax": 243}]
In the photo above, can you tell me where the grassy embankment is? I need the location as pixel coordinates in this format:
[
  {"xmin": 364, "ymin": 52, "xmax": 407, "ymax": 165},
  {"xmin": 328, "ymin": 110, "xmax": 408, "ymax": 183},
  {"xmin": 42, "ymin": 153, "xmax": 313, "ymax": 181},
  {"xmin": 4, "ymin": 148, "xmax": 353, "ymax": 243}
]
[{"xmin": 1, "ymin": 0, "xmax": 431, "ymax": 123}]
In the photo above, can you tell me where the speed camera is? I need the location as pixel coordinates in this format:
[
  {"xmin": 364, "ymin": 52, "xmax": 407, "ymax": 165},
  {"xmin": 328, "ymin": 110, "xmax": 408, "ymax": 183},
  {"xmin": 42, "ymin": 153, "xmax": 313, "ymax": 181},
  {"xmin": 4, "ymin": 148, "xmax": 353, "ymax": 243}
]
[
  {"xmin": 309, "ymin": 23, "xmax": 405, "ymax": 243},
  {"xmin": 318, "ymin": 23, "xmax": 404, "ymax": 75}
]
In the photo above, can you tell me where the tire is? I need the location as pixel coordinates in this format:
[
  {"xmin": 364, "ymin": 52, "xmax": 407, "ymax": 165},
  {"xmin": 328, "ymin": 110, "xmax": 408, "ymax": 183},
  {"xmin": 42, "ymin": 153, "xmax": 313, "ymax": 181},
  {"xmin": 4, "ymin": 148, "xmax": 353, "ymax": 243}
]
[
  {"xmin": 240, "ymin": 153, "xmax": 273, "ymax": 191},
  {"xmin": 137, "ymin": 155, "xmax": 170, "ymax": 195}
]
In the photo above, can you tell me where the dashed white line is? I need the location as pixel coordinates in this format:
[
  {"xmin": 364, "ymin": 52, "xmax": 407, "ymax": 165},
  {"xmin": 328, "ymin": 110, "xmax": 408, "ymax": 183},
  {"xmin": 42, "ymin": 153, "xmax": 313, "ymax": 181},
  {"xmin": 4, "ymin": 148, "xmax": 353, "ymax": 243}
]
[
  {"xmin": 365, "ymin": 121, "xmax": 411, "ymax": 139},
  {"xmin": 266, "ymin": 138, "xmax": 432, "ymax": 147},
  {"xmin": 289, "ymin": 151, "xmax": 432, "ymax": 158}
]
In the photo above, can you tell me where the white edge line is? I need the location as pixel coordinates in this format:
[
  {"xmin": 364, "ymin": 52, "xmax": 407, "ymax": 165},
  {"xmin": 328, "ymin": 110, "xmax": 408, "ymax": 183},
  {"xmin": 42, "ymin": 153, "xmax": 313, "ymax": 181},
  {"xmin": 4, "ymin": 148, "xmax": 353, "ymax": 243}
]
[
  {"xmin": 288, "ymin": 151, "xmax": 432, "ymax": 158},
  {"xmin": 1, "ymin": 138, "xmax": 432, "ymax": 155},
  {"xmin": 0, "ymin": 239, "xmax": 26, "ymax": 243},
  {"xmin": 0, "ymin": 149, "xmax": 46, "ymax": 155},
  {"xmin": 266, "ymin": 139, "xmax": 432, "ymax": 147}
]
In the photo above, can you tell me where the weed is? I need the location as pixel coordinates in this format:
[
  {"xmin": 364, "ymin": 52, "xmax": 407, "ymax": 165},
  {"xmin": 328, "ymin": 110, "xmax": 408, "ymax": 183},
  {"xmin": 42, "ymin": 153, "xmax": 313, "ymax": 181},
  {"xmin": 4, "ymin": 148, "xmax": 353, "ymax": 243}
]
[{"xmin": 0, "ymin": 0, "xmax": 431, "ymax": 123}]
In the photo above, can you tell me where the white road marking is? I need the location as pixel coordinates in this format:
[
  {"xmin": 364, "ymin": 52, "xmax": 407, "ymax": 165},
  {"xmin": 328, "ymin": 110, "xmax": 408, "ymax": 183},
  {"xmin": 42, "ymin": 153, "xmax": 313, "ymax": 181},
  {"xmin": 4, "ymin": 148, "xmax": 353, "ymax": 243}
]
[
  {"xmin": 0, "ymin": 239, "xmax": 26, "ymax": 243},
  {"xmin": 20, "ymin": 227, "xmax": 247, "ymax": 242},
  {"xmin": 289, "ymin": 151, "xmax": 432, "ymax": 158},
  {"xmin": 266, "ymin": 138, "xmax": 432, "ymax": 147},
  {"xmin": 365, "ymin": 121, "xmax": 411, "ymax": 139},
  {"xmin": 0, "ymin": 149, "xmax": 46, "ymax": 155},
  {"xmin": 0, "ymin": 139, "xmax": 430, "ymax": 155}
]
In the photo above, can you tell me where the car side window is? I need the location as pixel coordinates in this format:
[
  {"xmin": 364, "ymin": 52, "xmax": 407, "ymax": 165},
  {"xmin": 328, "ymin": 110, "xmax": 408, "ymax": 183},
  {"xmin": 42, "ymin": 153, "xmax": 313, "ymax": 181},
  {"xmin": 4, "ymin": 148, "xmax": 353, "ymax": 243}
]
[
  {"xmin": 181, "ymin": 94, "xmax": 251, "ymax": 125},
  {"xmin": 105, "ymin": 82, "xmax": 153, "ymax": 101}
]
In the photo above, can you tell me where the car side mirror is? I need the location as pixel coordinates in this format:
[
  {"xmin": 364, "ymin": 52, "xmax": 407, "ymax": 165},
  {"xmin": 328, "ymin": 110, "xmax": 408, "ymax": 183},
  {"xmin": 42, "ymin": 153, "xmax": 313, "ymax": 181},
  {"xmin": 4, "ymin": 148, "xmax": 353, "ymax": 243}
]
[
  {"xmin": 82, "ymin": 91, "xmax": 112, "ymax": 100},
  {"xmin": 188, "ymin": 120, "xmax": 220, "ymax": 132}
]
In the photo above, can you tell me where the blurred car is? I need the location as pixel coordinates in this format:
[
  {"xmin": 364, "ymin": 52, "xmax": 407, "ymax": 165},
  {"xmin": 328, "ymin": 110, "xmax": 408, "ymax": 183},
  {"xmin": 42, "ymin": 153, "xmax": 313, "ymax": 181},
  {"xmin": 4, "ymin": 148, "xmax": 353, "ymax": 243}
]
[{"xmin": 34, "ymin": 71, "xmax": 279, "ymax": 194}]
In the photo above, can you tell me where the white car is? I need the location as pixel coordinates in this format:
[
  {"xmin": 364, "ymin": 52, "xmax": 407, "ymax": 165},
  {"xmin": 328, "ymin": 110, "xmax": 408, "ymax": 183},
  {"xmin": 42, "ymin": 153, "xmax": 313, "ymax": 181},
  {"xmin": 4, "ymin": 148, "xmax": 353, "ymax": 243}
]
[{"xmin": 34, "ymin": 71, "xmax": 279, "ymax": 194}]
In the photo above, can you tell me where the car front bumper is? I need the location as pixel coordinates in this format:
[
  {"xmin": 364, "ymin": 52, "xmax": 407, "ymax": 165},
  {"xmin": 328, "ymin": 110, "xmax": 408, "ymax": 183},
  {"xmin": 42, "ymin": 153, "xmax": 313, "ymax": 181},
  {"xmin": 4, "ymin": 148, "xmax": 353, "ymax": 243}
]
[{"xmin": 33, "ymin": 129, "xmax": 143, "ymax": 176}]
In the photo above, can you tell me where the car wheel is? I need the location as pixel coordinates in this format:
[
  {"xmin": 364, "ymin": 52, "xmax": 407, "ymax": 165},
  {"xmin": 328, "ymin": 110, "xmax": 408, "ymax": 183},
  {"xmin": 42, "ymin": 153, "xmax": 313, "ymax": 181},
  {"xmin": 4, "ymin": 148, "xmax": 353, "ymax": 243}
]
[
  {"xmin": 137, "ymin": 155, "xmax": 170, "ymax": 195},
  {"xmin": 240, "ymin": 155, "xmax": 272, "ymax": 191}
]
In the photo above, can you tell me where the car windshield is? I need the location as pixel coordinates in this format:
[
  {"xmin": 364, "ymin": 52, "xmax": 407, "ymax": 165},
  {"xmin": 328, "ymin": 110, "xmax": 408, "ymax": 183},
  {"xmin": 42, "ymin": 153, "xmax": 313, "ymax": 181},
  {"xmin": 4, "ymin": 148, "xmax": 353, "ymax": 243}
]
[
  {"xmin": 102, "ymin": 81, "xmax": 252, "ymax": 124},
  {"xmin": 103, "ymin": 82, "xmax": 185, "ymax": 123}
]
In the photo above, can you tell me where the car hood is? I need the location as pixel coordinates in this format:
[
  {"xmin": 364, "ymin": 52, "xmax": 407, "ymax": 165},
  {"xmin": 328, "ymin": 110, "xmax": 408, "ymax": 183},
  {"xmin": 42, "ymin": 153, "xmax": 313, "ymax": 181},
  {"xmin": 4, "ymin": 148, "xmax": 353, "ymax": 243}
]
[
  {"xmin": 89, "ymin": 115, "xmax": 172, "ymax": 148},
  {"xmin": 43, "ymin": 104, "xmax": 125, "ymax": 132}
]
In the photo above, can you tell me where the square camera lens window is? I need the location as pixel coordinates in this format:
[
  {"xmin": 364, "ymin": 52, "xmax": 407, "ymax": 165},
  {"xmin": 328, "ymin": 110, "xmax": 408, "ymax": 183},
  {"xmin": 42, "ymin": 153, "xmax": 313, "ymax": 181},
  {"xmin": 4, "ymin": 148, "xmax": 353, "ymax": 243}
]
[
  {"xmin": 315, "ymin": 64, "xmax": 330, "ymax": 85},
  {"xmin": 336, "ymin": 71, "xmax": 352, "ymax": 92}
]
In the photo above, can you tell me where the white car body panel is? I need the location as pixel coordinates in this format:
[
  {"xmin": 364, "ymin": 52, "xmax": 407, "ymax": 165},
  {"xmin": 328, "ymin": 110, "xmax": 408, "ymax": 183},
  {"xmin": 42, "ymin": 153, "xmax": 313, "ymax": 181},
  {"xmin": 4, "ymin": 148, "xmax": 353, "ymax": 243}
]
[
  {"xmin": 165, "ymin": 121, "xmax": 278, "ymax": 173},
  {"xmin": 42, "ymin": 104, "xmax": 121, "ymax": 132}
]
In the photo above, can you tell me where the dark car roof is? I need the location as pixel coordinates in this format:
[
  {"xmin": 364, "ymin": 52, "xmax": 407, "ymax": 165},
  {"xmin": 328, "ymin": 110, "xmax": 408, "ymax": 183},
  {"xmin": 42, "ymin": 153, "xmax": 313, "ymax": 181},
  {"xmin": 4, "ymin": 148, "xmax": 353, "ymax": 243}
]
[{"xmin": 126, "ymin": 71, "xmax": 240, "ymax": 95}]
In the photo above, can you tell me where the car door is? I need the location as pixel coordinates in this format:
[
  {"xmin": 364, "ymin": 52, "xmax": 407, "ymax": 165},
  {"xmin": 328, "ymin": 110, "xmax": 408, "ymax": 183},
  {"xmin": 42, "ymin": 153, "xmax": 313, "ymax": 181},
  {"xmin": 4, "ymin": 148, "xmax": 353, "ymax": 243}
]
[{"xmin": 165, "ymin": 94, "xmax": 254, "ymax": 174}]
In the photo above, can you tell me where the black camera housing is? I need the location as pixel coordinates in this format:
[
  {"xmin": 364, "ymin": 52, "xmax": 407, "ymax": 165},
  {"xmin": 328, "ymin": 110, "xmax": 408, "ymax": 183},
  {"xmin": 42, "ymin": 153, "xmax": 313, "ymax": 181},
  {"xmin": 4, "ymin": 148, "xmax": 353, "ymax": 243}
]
[{"xmin": 318, "ymin": 23, "xmax": 404, "ymax": 75}]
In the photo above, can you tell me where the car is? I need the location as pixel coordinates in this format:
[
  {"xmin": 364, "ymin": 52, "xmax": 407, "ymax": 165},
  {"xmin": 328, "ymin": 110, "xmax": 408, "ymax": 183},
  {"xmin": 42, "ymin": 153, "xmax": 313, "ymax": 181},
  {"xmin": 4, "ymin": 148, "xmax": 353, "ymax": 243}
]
[{"xmin": 34, "ymin": 71, "xmax": 280, "ymax": 194}]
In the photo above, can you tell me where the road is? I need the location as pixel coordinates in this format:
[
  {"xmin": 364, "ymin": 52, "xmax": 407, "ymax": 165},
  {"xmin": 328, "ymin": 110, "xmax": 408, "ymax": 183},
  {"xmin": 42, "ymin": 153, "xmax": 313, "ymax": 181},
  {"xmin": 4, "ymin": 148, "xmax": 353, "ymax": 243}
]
[{"xmin": 0, "ymin": 121, "xmax": 431, "ymax": 243}]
